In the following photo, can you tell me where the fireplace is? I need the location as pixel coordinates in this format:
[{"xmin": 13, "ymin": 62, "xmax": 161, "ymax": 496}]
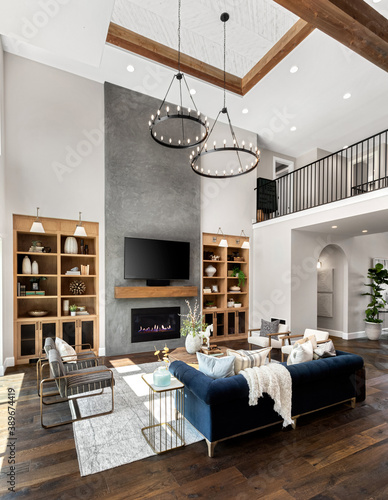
[{"xmin": 131, "ymin": 307, "xmax": 181, "ymax": 343}]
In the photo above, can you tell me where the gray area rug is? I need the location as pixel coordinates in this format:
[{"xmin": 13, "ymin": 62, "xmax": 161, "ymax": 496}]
[{"xmin": 71, "ymin": 362, "xmax": 203, "ymax": 476}]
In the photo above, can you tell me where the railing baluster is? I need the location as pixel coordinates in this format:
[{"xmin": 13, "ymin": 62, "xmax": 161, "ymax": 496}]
[{"xmin": 256, "ymin": 129, "xmax": 388, "ymax": 222}]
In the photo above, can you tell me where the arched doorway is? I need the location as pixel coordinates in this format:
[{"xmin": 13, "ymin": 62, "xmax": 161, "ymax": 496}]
[{"xmin": 317, "ymin": 244, "xmax": 348, "ymax": 336}]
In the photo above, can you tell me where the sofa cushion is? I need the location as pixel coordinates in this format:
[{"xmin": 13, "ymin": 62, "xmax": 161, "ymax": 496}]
[
  {"xmin": 287, "ymin": 339, "xmax": 314, "ymax": 365},
  {"xmin": 196, "ymin": 352, "xmax": 235, "ymax": 379},
  {"xmin": 226, "ymin": 347, "xmax": 271, "ymax": 373},
  {"xmin": 55, "ymin": 337, "xmax": 77, "ymax": 362},
  {"xmin": 314, "ymin": 340, "xmax": 336, "ymax": 359},
  {"xmin": 260, "ymin": 319, "xmax": 280, "ymax": 339}
]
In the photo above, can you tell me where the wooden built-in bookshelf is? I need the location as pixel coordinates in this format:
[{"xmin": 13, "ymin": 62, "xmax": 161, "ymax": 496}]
[
  {"xmin": 13, "ymin": 214, "xmax": 99, "ymax": 364},
  {"xmin": 202, "ymin": 232, "xmax": 249, "ymax": 342}
]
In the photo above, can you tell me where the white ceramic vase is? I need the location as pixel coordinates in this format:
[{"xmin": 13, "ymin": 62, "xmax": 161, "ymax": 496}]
[
  {"xmin": 64, "ymin": 237, "xmax": 78, "ymax": 254},
  {"xmin": 185, "ymin": 334, "xmax": 202, "ymax": 354},
  {"xmin": 205, "ymin": 264, "xmax": 216, "ymax": 277},
  {"xmin": 365, "ymin": 321, "xmax": 382, "ymax": 340},
  {"xmin": 31, "ymin": 260, "xmax": 39, "ymax": 274},
  {"xmin": 22, "ymin": 256, "xmax": 32, "ymax": 274}
]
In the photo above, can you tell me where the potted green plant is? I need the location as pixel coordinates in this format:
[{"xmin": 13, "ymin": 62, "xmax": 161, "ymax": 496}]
[
  {"xmin": 362, "ymin": 263, "xmax": 388, "ymax": 340},
  {"xmin": 69, "ymin": 304, "xmax": 77, "ymax": 317},
  {"xmin": 231, "ymin": 266, "xmax": 246, "ymax": 288},
  {"xmin": 180, "ymin": 300, "xmax": 207, "ymax": 354}
]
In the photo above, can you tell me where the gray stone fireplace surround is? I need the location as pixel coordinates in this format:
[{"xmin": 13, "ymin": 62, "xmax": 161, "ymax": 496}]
[{"xmin": 105, "ymin": 82, "xmax": 201, "ymax": 355}]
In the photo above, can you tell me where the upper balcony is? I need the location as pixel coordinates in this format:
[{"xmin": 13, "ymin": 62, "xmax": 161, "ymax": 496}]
[{"xmin": 256, "ymin": 129, "xmax": 388, "ymax": 222}]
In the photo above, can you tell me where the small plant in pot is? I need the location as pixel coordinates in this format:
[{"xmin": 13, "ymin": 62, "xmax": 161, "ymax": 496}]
[
  {"xmin": 180, "ymin": 300, "xmax": 207, "ymax": 354},
  {"xmin": 69, "ymin": 304, "xmax": 77, "ymax": 317},
  {"xmin": 231, "ymin": 266, "xmax": 246, "ymax": 288},
  {"xmin": 362, "ymin": 263, "xmax": 388, "ymax": 340}
]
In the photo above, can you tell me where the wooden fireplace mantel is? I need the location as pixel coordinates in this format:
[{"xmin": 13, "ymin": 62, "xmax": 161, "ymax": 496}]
[{"xmin": 114, "ymin": 286, "xmax": 198, "ymax": 299}]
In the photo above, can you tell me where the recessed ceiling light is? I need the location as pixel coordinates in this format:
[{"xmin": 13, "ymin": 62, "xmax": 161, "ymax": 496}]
[
  {"xmin": 189, "ymin": 88, "xmax": 196, "ymax": 95},
  {"xmin": 127, "ymin": 64, "xmax": 135, "ymax": 72},
  {"xmin": 343, "ymin": 92, "xmax": 351, "ymax": 100},
  {"xmin": 290, "ymin": 66, "xmax": 299, "ymax": 73},
  {"xmin": 362, "ymin": 229, "xmax": 368, "ymax": 233},
  {"xmin": 343, "ymin": 145, "xmax": 349, "ymax": 149},
  {"xmin": 290, "ymin": 126, "xmax": 297, "ymax": 132},
  {"xmin": 332, "ymin": 225, "xmax": 338, "ymax": 229},
  {"xmin": 373, "ymin": 0, "xmax": 382, "ymax": 3},
  {"xmin": 242, "ymin": 108, "xmax": 249, "ymax": 114}
]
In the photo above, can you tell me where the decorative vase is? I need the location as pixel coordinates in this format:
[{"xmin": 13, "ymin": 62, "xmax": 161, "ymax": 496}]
[
  {"xmin": 22, "ymin": 256, "xmax": 32, "ymax": 274},
  {"xmin": 31, "ymin": 260, "xmax": 39, "ymax": 274},
  {"xmin": 153, "ymin": 365, "xmax": 171, "ymax": 387},
  {"xmin": 185, "ymin": 334, "xmax": 202, "ymax": 354},
  {"xmin": 365, "ymin": 321, "xmax": 382, "ymax": 340},
  {"xmin": 205, "ymin": 264, "xmax": 216, "ymax": 277},
  {"xmin": 64, "ymin": 237, "xmax": 78, "ymax": 254}
]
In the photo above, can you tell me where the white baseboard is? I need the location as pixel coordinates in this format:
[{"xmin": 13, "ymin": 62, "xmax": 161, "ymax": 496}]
[
  {"xmin": 0, "ymin": 357, "xmax": 15, "ymax": 377},
  {"xmin": 98, "ymin": 347, "xmax": 106, "ymax": 357},
  {"xmin": 326, "ymin": 329, "xmax": 344, "ymax": 338},
  {"xmin": 343, "ymin": 331, "xmax": 367, "ymax": 340}
]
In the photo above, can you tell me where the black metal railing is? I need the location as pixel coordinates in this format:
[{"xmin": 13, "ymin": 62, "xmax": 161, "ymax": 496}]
[{"xmin": 256, "ymin": 128, "xmax": 388, "ymax": 222}]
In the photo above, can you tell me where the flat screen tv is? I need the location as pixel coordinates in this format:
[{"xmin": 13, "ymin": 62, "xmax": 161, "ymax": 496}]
[{"xmin": 124, "ymin": 237, "xmax": 190, "ymax": 282}]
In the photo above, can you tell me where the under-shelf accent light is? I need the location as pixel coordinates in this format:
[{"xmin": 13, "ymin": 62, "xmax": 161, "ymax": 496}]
[
  {"xmin": 30, "ymin": 207, "xmax": 45, "ymax": 233},
  {"xmin": 74, "ymin": 212, "xmax": 87, "ymax": 237},
  {"xmin": 190, "ymin": 13, "xmax": 260, "ymax": 178},
  {"xmin": 148, "ymin": 0, "xmax": 208, "ymax": 149},
  {"xmin": 212, "ymin": 227, "xmax": 228, "ymax": 247},
  {"xmin": 236, "ymin": 230, "xmax": 250, "ymax": 249}
]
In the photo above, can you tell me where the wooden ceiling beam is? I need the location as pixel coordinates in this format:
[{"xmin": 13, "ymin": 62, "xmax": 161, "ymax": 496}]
[
  {"xmin": 273, "ymin": 0, "xmax": 388, "ymax": 73},
  {"xmin": 242, "ymin": 19, "xmax": 315, "ymax": 94},
  {"xmin": 106, "ymin": 22, "xmax": 242, "ymax": 95}
]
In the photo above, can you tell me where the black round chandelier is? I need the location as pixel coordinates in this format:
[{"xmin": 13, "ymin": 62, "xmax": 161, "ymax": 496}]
[
  {"xmin": 149, "ymin": 0, "xmax": 209, "ymax": 149},
  {"xmin": 190, "ymin": 13, "xmax": 260, "ymax": 178}
]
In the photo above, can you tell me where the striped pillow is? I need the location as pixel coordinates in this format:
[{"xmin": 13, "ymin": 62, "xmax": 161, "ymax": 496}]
[{"xmin": 226, "ymin": 347, "xmax": 271, "ymax": 373}]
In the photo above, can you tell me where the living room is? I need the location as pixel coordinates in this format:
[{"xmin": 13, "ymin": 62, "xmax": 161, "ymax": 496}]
[{"xmin": 1, "ymin": 1, "xmax": 388, "ymax": 498}]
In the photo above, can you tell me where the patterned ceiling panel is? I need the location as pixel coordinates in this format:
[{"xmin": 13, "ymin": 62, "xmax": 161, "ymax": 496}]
[{"xmin": 111, "ymin": 0, "xmax": 298, "ymax": 77}]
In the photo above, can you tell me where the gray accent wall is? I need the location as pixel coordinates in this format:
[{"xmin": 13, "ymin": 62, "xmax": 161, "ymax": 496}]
[{"xmin": 105, "ymin": 82, "xmax": 201, "ymax": 355}]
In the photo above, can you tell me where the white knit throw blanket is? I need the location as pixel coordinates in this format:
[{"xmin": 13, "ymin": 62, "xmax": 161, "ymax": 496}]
[{"xmin": 240, "ymin": 364, "xmax": 294, "ymax": 427}]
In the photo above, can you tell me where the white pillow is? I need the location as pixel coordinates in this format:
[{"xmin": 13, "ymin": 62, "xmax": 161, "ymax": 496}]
[
  {"xmin": 313, "ymin": 340, "xmax": 336, "ymax": 359},
  {"xmin": 196, "ymin": 352, "xmax": 235, "ymax": 379},
  {"xmin": 287, "ymin": 339, "xmax": 314, "ymax": 365},
  {"xmin": 55, "ymin": 337, "xmax": 77, "ymax": 363},
  {"xmin": 226, "ymin": 347, "xmax": 271, "ymax": 373}
]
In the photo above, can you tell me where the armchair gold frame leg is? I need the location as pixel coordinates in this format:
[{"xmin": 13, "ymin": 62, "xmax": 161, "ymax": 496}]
[{"xmin": 40, "ymin": 372, "xmax": 114, "ymax": 429}]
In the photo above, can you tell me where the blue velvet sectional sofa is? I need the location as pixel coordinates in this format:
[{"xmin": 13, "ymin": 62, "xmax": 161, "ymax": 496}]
[{"xmin": 170, "ymin": 350, "xmax": 365, "ymax": 456}]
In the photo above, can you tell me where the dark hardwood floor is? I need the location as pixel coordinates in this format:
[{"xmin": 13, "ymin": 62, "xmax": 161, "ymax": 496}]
[{"xmin": 1, "ymin": 336, "xmax": 388, "ymax": 499}]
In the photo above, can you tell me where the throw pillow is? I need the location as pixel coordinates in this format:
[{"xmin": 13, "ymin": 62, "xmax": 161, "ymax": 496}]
[
  {"xmin": 295, "ymin": 334, "xmax": 317, "ymax": 350},
  {"xmin": 313, "ymin": 340, "xmax": 336, "ymax": 359},
  {"xmin": 196, "ymin": 352, "xmax": 235, "ymax": 379},
  {"xmin": 226, "ymin": 347, "xmax": 271, "ymax": 374},
  {"xmin": 287, "ymin": 339, "xmax": 314, "ymax": 365},
  {"xmin": 55, "ymin": 337, "xmax": 77, "ymax": 363},
  {"xmin": 260, "ymin": 319, "xmax": 280, "ymax": 340}
]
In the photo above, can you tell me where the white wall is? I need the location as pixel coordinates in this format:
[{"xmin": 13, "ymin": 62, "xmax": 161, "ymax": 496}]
[
  {"xmin": 2, "ymin": 53, "xmax": 105, "ymax": 366},
  {"xmin": 295, "ymin": 147, "xmax": 332, "ymax": 169},
  {"xmin": 0, "ymin": 40, "xmax": 5, "ymax": 372}
]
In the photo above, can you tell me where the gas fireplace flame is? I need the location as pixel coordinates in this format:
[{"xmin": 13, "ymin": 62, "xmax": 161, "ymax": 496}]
[{"xmin": 138, "ymin": 324, "xmax": 173, "ymax": 333}]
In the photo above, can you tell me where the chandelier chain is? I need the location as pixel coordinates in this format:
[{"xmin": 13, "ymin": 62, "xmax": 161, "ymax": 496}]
[
  {"xmin": 223, "ymin": 18, "xmax": 226, "ymax": 109},
  {"xmin": 178, "ymin": 0, "xmax": 181, "ymax": 73}
]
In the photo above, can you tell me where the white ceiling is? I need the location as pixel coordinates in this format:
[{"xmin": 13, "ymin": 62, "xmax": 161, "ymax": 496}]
[
  {"xmin": 298, "ymin": 209, "xmax": 388, "ymax": 238},
  {"xmin": 0, "ymin": 0, "xmax": 388, "ymax": 160}
]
